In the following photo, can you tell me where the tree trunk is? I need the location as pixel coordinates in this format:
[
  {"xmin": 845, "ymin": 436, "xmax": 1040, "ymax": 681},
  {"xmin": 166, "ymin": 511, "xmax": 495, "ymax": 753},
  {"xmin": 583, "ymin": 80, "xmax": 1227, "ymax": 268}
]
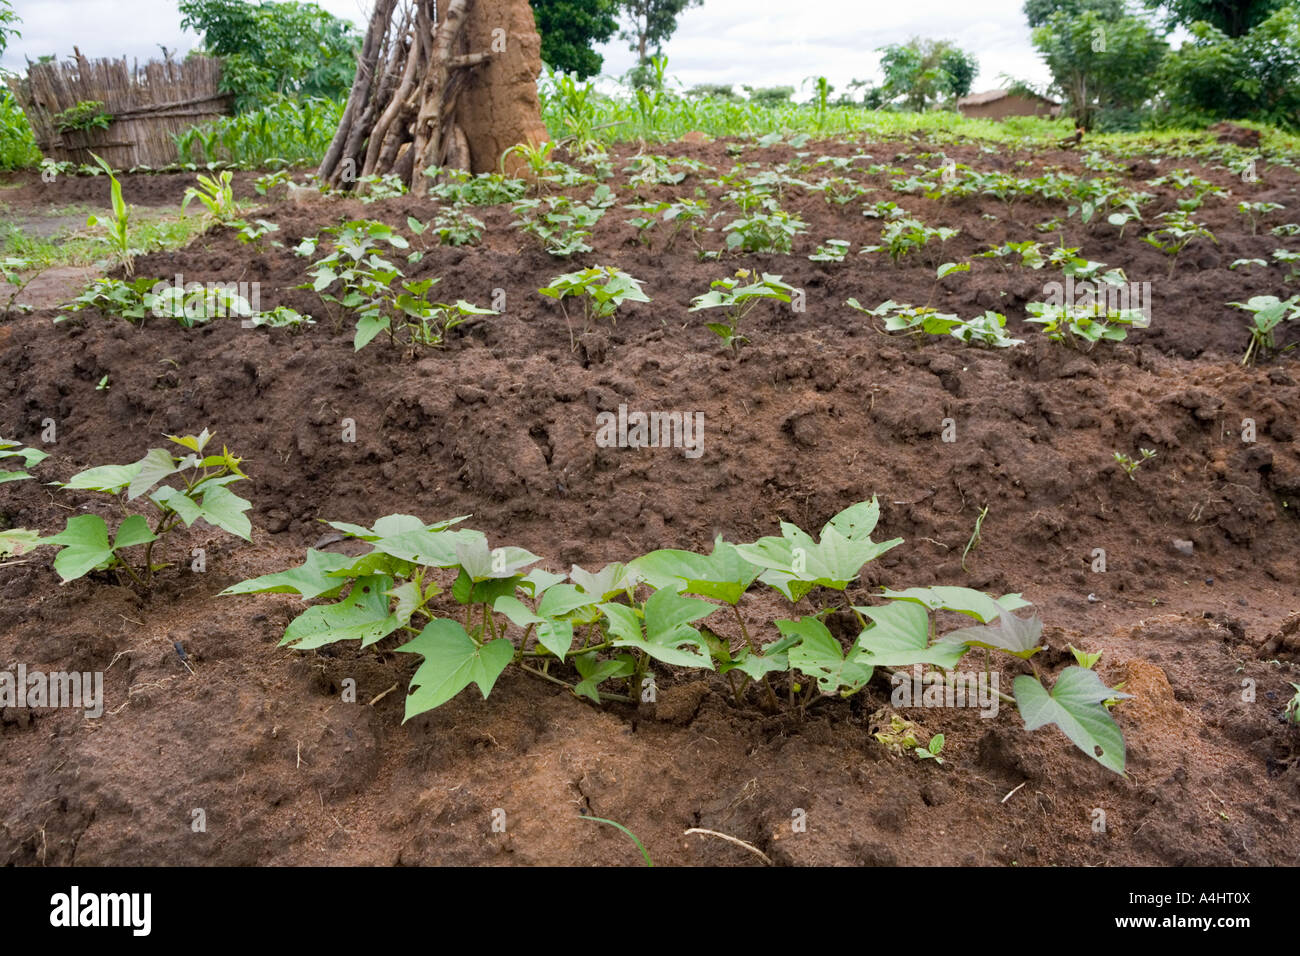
[{"xmin": 317, "ymin": 0, "xmax": 548, "ymax": 191}]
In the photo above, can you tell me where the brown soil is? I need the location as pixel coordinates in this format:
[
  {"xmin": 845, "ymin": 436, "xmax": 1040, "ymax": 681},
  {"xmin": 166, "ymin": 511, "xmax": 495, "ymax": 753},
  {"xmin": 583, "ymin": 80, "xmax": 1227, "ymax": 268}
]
[{"xmin": 1, "ymin": 137, "xmax": 1298, "ymax": 867}]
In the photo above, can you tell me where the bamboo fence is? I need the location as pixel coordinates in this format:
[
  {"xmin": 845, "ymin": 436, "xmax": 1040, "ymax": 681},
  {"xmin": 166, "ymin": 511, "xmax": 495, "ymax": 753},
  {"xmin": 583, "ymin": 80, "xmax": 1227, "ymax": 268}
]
[{"xmin": 6, "ymin": 52, "xmax": 231, "ymax": 167}]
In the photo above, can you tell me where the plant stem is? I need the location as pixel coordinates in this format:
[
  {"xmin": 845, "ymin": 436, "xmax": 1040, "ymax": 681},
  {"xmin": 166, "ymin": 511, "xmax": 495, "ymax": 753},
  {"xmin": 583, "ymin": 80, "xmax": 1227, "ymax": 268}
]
[{"xmin": 520, "ymin": 663, "xmax": 632, "ymax": 703}]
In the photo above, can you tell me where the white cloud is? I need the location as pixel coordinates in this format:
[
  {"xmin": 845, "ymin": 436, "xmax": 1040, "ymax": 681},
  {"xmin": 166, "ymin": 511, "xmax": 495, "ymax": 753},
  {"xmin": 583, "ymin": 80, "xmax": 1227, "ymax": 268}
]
[{"xmin": 3, "ymin": 0, "xmax": 1052, "ymax": 96}]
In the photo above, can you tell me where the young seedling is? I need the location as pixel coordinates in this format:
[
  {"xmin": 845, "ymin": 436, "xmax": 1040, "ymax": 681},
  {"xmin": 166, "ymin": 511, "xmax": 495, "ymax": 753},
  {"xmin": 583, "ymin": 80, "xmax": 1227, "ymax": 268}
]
[
  {"xmin": 1025, "ymin": 300, "xmax": 1145, "ymax": 350},
  {"xmin": 1068, "ymin": 645, "xmax": 1103, "ymax": 669},
  {"xmin": 1143, "ymin": 211, "xmax": 1216, "ymax": 277},
  {"xmin": 511, "ymin": 195, "xmax": 605, "ymax": 256},
  {"xmin": 232, "ymin": 219, "xmax": 280, "ymax": 246},
  {"xmin": 577, "ymin": 815, "xmax": 654, "ymax": 866},
  {"xmin": 302, "ymin": 219, "xmax": 408, "ymax": 349},
  {"xmin": 1273, "ymin": 248, "xmax": 1300, "ymax": 282},
  {"xmin": 409, "ymin": 208, "xmax": 485, "ymax": 247},
  {"xmin": 393, "ymin": 282, "xmax": 497, "ymax": 349},
  {"xmin": 808, "ymin": 239, "xmax": 851, "ymax": 263},
  {"xmin": 1113, "ymin": 448, "xmax": 1157, "ymax": 480},
  {"xmin": 720, "ymin": 206, "xmax": 806, "ymax": 255},
  {"xmin": 84, "ymin": 153, "xmax": 135, "ymax": 276},
  {"xmin": 914, "ymin": 733, "xmax": 945, "ymax": 765},
  {"xmin": 689, "ymin": 270, "xmax": 796, "ymax": 349},
  {"xmin": 229, "ymin": 500, "xmax": 1132, "ymax": 773},
  {"xmin": 1285, "ymin": 683, "xmax": 1300, "ymax": 726},
  {"xmin": 426, "ymin": 166, "xmax": 528, "ymax": 205},
  {"xmin": 37, "ymin": 429, "xmax": 251, "ymax": 588},
  {"xmin": 182, "ymin": 170, "xmax": 241, "ymax": 223},
  {"xmin": 539, "ymin": 266, "xmax": 650, "ymax": 347},
  {"xmin": 845, "ymin": 299, "xmax": 962, "ymax": 338},
  {"xmin": 1230, "ymin": 295, "xmax": 1300, "ymax": 365},
  {"xmin": 1238, "ymin": 201, "xmax": 1284, "ymax": 235},
  {"xmin": 501, "ymin": 140, "xmax": 557, "ymax": 182},
  {"xmin": 624, "ymin": 200, "xmax": 672, "ymax": 249},
  {"xmin": 861, "ymin": 217, "xmax": 958, "ymax": 267},
  {"xmin": 961, "ymin": 506, "xmax": 988, "ymax": 573},
  {"xmin": 60, "ymin": 277, "xmax": 161, "ymax": 322},
  {"xmin": 253, "ymin": 169, "xmax": 291, "ymax": 197},
  {"xmin": 1, "ymin": 256, "xmax": 48, "ymax": 318},
  {"xmin": 0, "ymin": 437, "xmax": 47, "ymax": 484}
]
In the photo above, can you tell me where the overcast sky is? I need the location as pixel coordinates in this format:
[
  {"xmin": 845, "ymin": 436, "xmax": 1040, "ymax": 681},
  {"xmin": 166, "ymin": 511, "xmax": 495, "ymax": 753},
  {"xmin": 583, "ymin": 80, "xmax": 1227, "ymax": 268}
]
[{"xmin": 1, "ymin": 0, "xmax": 1055, "ymax": 95}]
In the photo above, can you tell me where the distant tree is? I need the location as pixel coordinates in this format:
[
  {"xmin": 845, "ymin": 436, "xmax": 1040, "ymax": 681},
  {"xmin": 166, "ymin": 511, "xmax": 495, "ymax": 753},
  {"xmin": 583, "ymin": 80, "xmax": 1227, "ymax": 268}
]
[
  {"xmin": 178, "ymin": 0, "xmax": 360, "ymax": 110},
  {"xmin": 1024, "ymin": 0, "xmax": 1126, "ymax": 28},
  {"xmin": 1160, "ymin": 3, "xmax": 1300, "ymax": 128},
  {"xmin": 617, "ymin": 0, "xmax": 703, "ymax": 65},
  {"xmin": 877, "ymin": 38, "xmax": 980, "ymax": 111},
  {"xmin": 530, "ymin": 0, "xmax": 619, "ymax": 78},
  {"xmin": 939, "ymin": 47, "xmax": 979, "ymax": 99},
  {"xmin": 0, "ymin": 0, "xmax": 20, "ymax": 58},
  {"xmin": 1031, "ymin": 8, "xmax": 1167, "ymax": 128},
  {"xmin": 842, "ymin": 78, "xmax": 888, "ymax": 108},
  {"xmin": 743, "ymin": 85, "xmax": 795, "ymax": 107},
  {"xmin": 687, "ymin": 83, "xmax": 738, "ymax": 99},
  {"xmin": 1142, "ymin": 0, "xmax": 1291, "ymax": 36}
]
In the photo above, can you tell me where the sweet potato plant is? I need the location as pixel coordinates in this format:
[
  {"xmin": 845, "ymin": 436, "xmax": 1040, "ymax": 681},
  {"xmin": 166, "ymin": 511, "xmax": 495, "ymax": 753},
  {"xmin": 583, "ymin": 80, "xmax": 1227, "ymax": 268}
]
[{"xmin": 225, "ymin": 499, "xmax": 1132, "ymax": 775}]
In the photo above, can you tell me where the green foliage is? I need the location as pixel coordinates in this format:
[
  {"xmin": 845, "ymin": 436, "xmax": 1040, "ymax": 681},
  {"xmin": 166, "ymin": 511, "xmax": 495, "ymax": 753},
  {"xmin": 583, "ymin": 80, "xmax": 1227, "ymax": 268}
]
[
  {"xmin": 228, "ymin": 499, "xmax": 1128, "ymax": 772},
  {"xmin": 1285, "ymin": 682, "xmax": 1300, "ymax": 725},
  {"xmin": 182, "ymin": 170, "xmax": 240, "ymax": 222},
  {"xmin": 1158, "ymin": 6, "xmax": 1300, "ymax": 130},
  {"xmin": 178, "ymin": 0, "xmax": 360, "ymax": 110},
  {"xmin": 1024, "ymin": 0, "xmax": 1126, "ymax": 29},
  {"xmin": 877, "ymin": 38, "xmax": 980, "ymax": 110},
  {"xmin": 689, "ymin": 270, "xmax": 795, "ymax": 348},
  {"xmin": 84, "ymin": 153, "xmax": 134, "ymax": 275},
  {"xmin": 577, "ymin": 815, "xmax": 655, "ymax": 866},
  {"xmin": 530, "ymin": 0, "xmax": 619, "ymax": 78},
  {"xmin": 0, "ymin": 436, "xmax": 47, "ymax": 484},
  {"xmin": 1230, "ymin": 294, "xmax": 1300, "ymax": 365},
  {"xmin": 426, "ymin": 167, "xmax": 529, "ymax": 205},
  {"xmin": 175, "ymin": 95, "xmax": 342, "ymax": 167},
  {"xmin": 1114, "ymin": 447, "xmax": 1157, "ymax": 480},
  {"xmin": 1025, "ymin": 298, "xmax": 1146, "ymax": 348},
  {"xmin": 1145, "ymin": 0, "xmax": 1289, "ymax": 37},
  {"xmin": 61, "ymin": 277, "xmax": 159, "ymax": 321},
  {"xmin": 52, "ymin": 100, "xmax": 112, "ymax": 133},
  {"xmin": 1031, "ymin": 8, "xmax": 1167, "ymax": 129},
  {"xmin": 0, "ymin": 0, "xmax": 18, "ymax": 56},
  {"xmin": 37, "ymin": 430, "xmax": 250, "ymax": 587},
  {"xmin": 539, "ymin": 265, "xmax": 650, "ymax": 342},
  {"xmin": 617, "ymin": 0, "xmax": 702, "ymax": 67},
  {"xmin": 511, "ymin": 192, "xmax": 608, "ymax": 255},
  {"xmin": 60, "ymin": 276, "xmax": 282, "ymax": 329},
  {"xmin": 0, "ymin": 86, "xmax": 39, "ymax": 171},
  {"xmin": 1013, "ymin": 667, "xmax": 1132, "ymax": 774},
  {"xmin": 303, "ymin": 219, "xmax": 494, "ymax": 351}
]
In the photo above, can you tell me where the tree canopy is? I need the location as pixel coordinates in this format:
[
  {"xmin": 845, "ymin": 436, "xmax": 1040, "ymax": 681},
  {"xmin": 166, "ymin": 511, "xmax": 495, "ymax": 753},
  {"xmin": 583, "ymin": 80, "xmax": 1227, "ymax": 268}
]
[
  {"xmin": 877, "ymin": 39, "xmax": 979, "ymax": 111},
  {"xmin": 530, "ymin": 0, "xmax": 619, "ymax": 78},
  {"xmin": 178, "ymin": 0, "xmax": 360, "ymax": 110}
]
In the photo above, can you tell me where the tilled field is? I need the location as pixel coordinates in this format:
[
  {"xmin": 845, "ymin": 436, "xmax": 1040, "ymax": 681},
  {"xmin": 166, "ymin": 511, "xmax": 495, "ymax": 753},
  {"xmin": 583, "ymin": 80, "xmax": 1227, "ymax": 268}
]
[{"xmin": 1, "ymin": 135, "xmax": 1298, "ymax": 866}]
